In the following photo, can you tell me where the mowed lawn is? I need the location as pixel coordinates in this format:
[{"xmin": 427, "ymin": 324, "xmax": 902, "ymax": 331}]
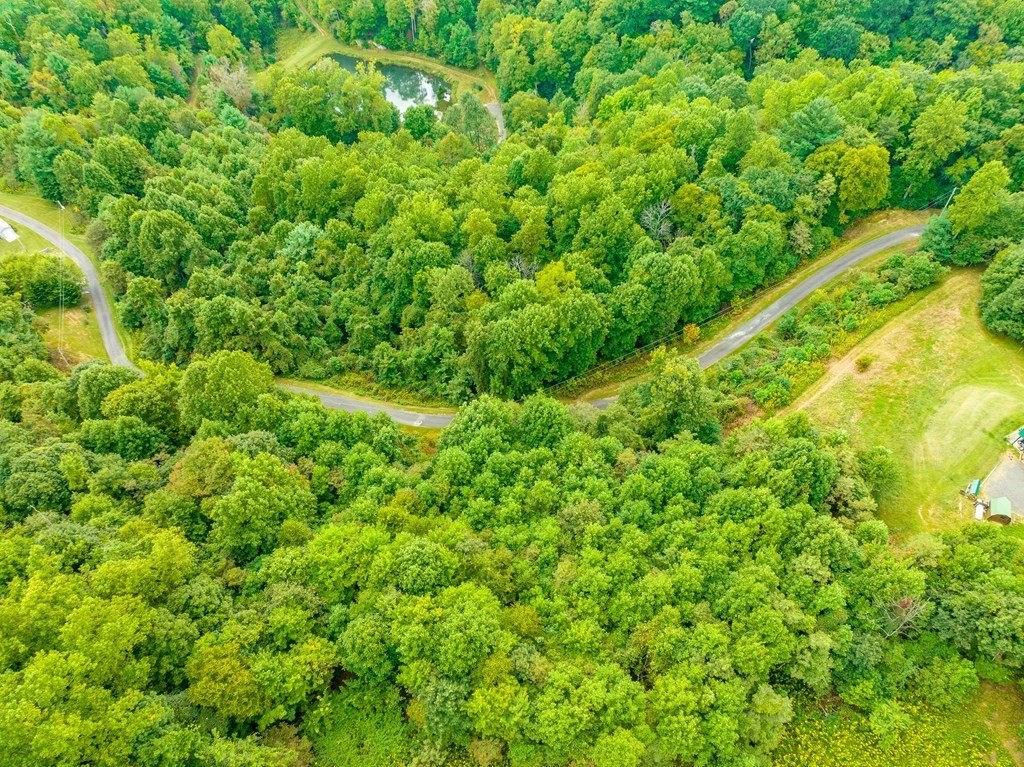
[{"xmin": 791, "ymin": 269, "xmax": 1024, "ymax": 534}]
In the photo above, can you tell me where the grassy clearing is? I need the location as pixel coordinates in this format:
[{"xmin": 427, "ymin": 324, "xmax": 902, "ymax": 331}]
[
  {"xmin": 274, "ymin": 27, "xmax": 499, "ymax": 102},
  {"xmin": 571, "ymin": 209, "xmax": 932, "ymax": 403},
  {"xmin": 0, "ymin": 223, "xmax": 52, "ymax": 257},
  {"xmin": 37, "ymin": 304, "xmax": 108, "ymax": 368},
  {"xmin": 0, "ymin": 190, "xmax": 93, "ymax": 251},
  {"xmin": 0, "ymin": 223, "xmax": 106, "ymax": 369},
  {"xmin": 773, "ymin": 684, "xmax": 1023, "ymax": 767},
  {"xmin": 791, "ymin": 270, "xmax": 1024, "ymax": 534}
]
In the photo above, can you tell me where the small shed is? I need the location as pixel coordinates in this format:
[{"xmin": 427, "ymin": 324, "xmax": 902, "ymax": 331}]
[
  {"xmin": 1009, "ymin": 427, "xmax": 1024, "ymax": 452},
  {"xmin": 967, "ymin": 479, "xmax": 982, "ymax": 498},
  {"xmin": 989, "ymin": 497, "xmax": 1013, "ymax": 525}
]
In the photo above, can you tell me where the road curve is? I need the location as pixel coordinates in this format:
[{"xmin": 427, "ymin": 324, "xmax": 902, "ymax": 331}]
[
  {"xmin": 0, "ymin": 202, "xmax": 453, "ymax": 427},
  {"xmin": 278, "ymin": 383, "xmax": 456, "ymax": 428},
  {"xmin": 0, "ymin": 203, "xmax": 137, "ymax": 371},
  {"xmin": 3, "ymin": 203, "xmax": 922, "ymax": 427},
  {"xmin": 590, "ymin": 224, "xmax": 924, "ymax": 408}
]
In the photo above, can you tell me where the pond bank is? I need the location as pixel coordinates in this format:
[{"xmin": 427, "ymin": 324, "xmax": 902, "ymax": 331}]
[{"xmin": 276, "ymin": 28, "xmax": 506, "ymax": 140}]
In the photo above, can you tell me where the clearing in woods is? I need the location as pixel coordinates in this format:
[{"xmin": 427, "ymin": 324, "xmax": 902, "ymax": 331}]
[
  {"xmin": 37, "ymin": 305, "xmax": 108, "ymax": 369},
  {"xmin": 791, "ymin": 270, "xmax": 1024, "ymax": 535},
  {"xmin": 773, "ymin": 682, "xmax": 1024, "ymax": 767},
  {"xmin": 0, "ymin": 203, "xmax": 107, "ymax": 368}
]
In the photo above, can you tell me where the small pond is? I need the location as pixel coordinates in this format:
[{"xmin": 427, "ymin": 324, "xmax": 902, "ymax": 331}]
[{"xmin": 328, "ymin": 53, "xmax": 451, "ymax": 114}]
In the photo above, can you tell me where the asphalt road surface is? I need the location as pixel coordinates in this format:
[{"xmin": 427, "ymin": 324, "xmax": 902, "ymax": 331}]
[
  {"xmin": 3, "ymin": 203, "xmax": 922, "ymax": 427},
  {"xmin": 1, "ymin": 203, "xmax": 455, "ymax": 427},
  {"xmin": 277, "ymin": 383, "xmax": 456, "ymax": 428},
  {"xmin": 589, "ymin": 224, "xmax": 924, "ymax": 408}
]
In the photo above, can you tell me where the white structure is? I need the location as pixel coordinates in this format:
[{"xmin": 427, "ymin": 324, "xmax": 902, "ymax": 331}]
[{"xmin": 0, "ymin": 218, "xmax": 18, "ymax": 244}]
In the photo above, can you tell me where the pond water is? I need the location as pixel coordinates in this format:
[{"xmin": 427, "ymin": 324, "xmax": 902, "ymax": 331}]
[{"xmin": 329, "ymin": 53, "xmax": 451, "ymax": 114}]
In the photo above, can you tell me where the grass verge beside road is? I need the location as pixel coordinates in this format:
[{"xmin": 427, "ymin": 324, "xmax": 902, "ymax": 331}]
[{"xmin": 276, "ymin": 377, "xmax": 456, "ymax": 415}]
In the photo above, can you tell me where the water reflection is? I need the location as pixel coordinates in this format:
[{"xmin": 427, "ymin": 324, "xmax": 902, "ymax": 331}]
[{"xmin": 328, "ymin": 54, "xmax": 451, "ymax": 114}]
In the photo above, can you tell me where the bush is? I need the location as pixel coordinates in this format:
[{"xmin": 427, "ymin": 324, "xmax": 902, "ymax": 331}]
[
  {"xmin": 979, "ymin": 245, "xmax": 1024, "ymax": 343},
  {"xmin": 913, "ymin": 657, "xmax": 978, "ymax": 711},
  {"xmin": 74, "ymin": 415, "xmax": 167, "ymax": 460},
  {"xmin": 310, "ymin": 691, "xmax": 413, "ymax": 767},
  {"xmin": 855, "ymin": 354, "xmax": 874, "ymax": 372},
  {"xmin": 0, "ymin": 252, "xmax": 82, "ymax": 309},
  {"xmin": 841, "ymin": 679, "xmax": 878, "ymax": 710},
  {"xmin": 869, "ymin": 701, "xmax": 912, "ymax": 749}
]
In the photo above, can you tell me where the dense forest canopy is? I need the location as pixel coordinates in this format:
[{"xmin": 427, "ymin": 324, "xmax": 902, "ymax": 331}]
[
  {"xmin": 2, "ymin": 0, "xmax": 1024, "ymax": 764},
  {"xmin": 2, "ymin": 0, "xmax": 1023, "ymax": 399},
  {"xmin": 2, "ymin": 301, "xmax": 1023, "ymax": 765}
]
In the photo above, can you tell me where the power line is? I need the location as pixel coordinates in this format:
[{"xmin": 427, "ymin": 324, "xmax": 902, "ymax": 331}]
[{"xmin": 56, "ymin": 202, "xmax": 67, "ymax": 365}]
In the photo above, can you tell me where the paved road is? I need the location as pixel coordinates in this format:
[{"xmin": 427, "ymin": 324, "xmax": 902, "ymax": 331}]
[
  {"xmin": 0, "ymin": 203, "xmax": 137, "ymax": 371},
  {"xmin": 590, "ymin": 225, "xmax": 924, "ymax": 408},
  {"xmin": 485, "ymin": 101, "xmax": 507, "ymax": 142},
  {"xmin": 1, "ymin": 203, "xmax": 453, "ymax": 426},
  {"xmin": 277, "ymin": 383, "xmax": 455, "ymax": 428},
  {"xmin": 4, "ymin": 203, "xmax": 922, "ymax": 427}
]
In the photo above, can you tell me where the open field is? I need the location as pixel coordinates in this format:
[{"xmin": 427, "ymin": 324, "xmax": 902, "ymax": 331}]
[
  {"xmin": 37, "ymin": 305, "xmax": 108, "ymax": 368},
  {"xmin": 792, "ymin": 270, "xmax": 1024, "ymax": 534}
]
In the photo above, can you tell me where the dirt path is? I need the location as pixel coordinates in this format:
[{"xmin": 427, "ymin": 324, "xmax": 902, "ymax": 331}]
[{"xmin": 294, "ymin": 0, "xmax": 328, "ymax": 36}]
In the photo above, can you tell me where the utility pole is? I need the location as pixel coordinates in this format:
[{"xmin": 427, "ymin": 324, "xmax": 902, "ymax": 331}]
[{"xmin": 941, "ymin": 186, "xmax": 958, "ymax": 212}]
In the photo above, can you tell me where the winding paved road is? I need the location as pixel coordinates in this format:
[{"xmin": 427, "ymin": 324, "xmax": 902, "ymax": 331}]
[
  {"xmin": 0, "ymin": 203, "xmax": 137, "ymax": 371},
  {"xmin": 278, "ymin": 383, "xmax": 456, "ymax": 428},
  {"xmin": 699, "ymin": 226, "xmax": 924, "ymax": 367},
  {"xmin": 2, "ymin": 202, "xmax": 922, "ymax": 427},
  {"xmin": 590, "ymin": 225, "xmax": 924, "ymax": 408}
]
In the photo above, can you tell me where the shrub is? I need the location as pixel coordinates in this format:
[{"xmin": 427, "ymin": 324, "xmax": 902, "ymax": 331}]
[
  {"xmin": 913, "ymin": 657, "xmax": 978, "ymax": 711},
  {"xmin": 855, "ymin": 354, "xmax": 874, "ymax": 372},
  {"xmin": 869, "ymin": 701, "xmax": 912, "ymax": 749}
]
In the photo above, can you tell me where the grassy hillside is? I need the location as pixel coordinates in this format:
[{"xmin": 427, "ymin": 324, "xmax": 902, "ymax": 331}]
[{"xmin": 792, "ymin": 270, "xmax": 1024, "ymax": 534}]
